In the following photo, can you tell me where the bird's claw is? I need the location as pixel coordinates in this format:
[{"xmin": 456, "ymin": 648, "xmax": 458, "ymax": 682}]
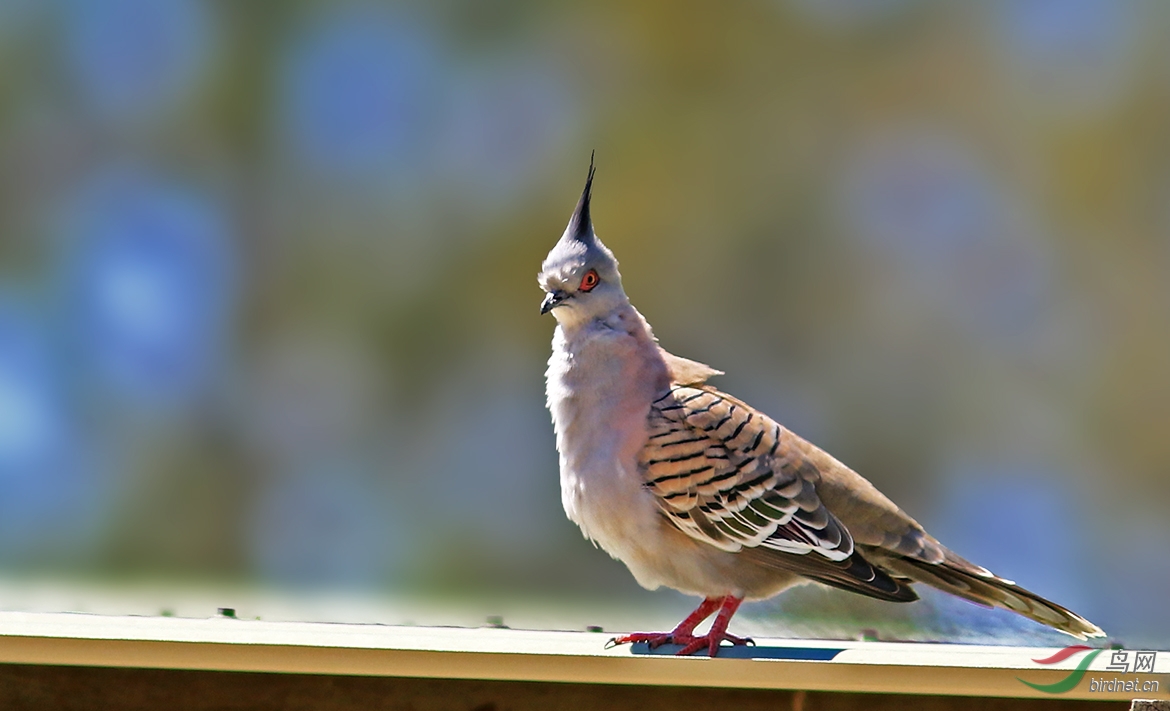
[
  {"xmin": 607, "ymin": 630, "xmax": 754, "ymax": 657},
  {"xmin": 677, "ymin": 630, "xmax": 754, "ymax": 657},
  {"xmin": 608, "ymin": 632, "xmax": 676, "ymax": 649}
]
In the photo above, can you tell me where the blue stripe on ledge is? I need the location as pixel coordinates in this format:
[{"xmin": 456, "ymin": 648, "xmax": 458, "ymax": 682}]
[{"xmin": 631, "ymin": 643, "xmax": 844, "ymax": 660}]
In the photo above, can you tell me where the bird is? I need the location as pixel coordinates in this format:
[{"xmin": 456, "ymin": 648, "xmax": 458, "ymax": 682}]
[{"xmin": 539, "ymin": 157, "xmax": 1105, "ymax": 657}]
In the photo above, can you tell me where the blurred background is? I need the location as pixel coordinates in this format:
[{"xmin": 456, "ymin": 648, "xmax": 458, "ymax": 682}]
[{"xmin": 0, "ymin": 0, "xmax": 1168, "ymax": 648}]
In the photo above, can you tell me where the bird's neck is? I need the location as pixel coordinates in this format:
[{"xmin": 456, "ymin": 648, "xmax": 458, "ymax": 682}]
[
  {"xmin": 557, "ymin": 299, "xmax": 652, "ymax": 341},
  {"xmin": 547, "ymin": 301, "xmax": 670, "ymax": 422}
]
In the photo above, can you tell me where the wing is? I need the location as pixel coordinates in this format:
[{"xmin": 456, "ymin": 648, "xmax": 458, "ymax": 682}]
[
  {"xmin": 641, "ymin": 385, "xmax": 853, "ymax": 560},
  {"xmin": 640, "ymin": 385, "xmax": 917, "ymax": 602}
]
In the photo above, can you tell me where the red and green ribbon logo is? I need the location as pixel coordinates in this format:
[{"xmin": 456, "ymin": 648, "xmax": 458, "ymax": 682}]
[{"xmin": 1017, "ymin": 645, "xmax": 1103, "ymax": 694}]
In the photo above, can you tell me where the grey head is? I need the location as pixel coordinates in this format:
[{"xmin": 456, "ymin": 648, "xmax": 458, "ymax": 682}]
[{"xmin": 538, "ymin": 156, "xmax": 628, "ymax": 324}]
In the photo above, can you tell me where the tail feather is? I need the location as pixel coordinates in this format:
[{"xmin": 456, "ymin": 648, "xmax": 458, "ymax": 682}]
[
  {"xmin": 866, "ymin": 547, "xmax": 1105, "ymax": 640},
  {"xmin": 743, "ymin": 547, "xmax": 919, "ymax": 603}
]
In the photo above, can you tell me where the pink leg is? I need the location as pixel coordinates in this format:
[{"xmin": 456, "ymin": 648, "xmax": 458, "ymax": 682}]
[
  {"xmin": 676, "ymin": 595, "xmax": 745, "ymax": 657},
  {"xmin": 609, "ymin": 595, "xmax": 752, "ymax": 657}
]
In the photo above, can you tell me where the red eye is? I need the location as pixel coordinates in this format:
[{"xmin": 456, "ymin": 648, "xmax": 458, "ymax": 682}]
[{"xmin": 579, "ymin": 269, "xmax": 599, "ymax": 292}]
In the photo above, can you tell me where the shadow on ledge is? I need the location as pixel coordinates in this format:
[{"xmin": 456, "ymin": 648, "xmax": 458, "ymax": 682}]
[{"xmin": 628, "ymin": 641, "xmax": 845, "ymax": 660}]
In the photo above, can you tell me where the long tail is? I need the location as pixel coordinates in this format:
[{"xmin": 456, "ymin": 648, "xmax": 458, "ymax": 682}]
[{"xmin": 867, "ymin": 547, "xmax": 1105, "ymax": 639}]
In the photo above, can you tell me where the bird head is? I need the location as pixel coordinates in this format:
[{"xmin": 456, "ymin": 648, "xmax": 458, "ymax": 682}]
[{"xmin": 538, "ymin": 156, "xmax": 627, "ymax": 325}]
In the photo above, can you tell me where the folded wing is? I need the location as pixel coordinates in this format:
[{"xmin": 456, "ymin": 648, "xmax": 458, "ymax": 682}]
[{"xmin": 640, "ymin": 385, "xmax": 916, "ymax": 602}]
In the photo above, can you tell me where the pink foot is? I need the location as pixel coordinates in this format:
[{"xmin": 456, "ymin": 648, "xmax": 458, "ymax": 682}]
[
  {"xmin": 606, "ymin": 595, "xmax": 751, "ymax": 657},
  {"xmin": 607, "ymin": 630, "xmax": 754, "ymax": 656},
  {"xmin": 675, "ymin": 631, "xmax": 754, "ymax": 657}
]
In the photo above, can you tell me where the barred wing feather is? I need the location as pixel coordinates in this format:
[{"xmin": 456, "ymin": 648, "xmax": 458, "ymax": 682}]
[{"xmin": 641, "ymin": 386, "xmax": 854, "ymax": 562}]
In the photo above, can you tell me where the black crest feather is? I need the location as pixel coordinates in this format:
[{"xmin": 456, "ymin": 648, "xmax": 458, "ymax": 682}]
[{"xmin": 569, "ymin": 151, "xmax": 596, "ymax": 243}]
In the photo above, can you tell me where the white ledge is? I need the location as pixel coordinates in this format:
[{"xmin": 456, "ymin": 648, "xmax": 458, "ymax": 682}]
[{"xmin": 0, "ymin": 611, "xmax": 1166, "ymax": 702}]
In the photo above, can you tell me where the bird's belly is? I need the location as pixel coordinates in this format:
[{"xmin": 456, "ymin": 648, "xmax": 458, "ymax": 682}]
[
  {"xmin": 561, "ymin": 456, "xmax": 768, "ymax": 597},
  {"xmin": 580, "ymin": 501, "xmax": 798, "ymax": 599},
  {"xmin": 560, "ymin": 455, "xmax": 658, "ymax": 560}
]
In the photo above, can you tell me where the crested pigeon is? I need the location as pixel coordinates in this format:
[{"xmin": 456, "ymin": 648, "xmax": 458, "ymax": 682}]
[{"xmin": 539, "ymin": 158, "xmax": 1105, "ymax": 657}]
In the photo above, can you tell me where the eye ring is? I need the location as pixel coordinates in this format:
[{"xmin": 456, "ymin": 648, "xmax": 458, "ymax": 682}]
[{"xmin": 579, "ymin": 269, "xmax": 600, "ymax": 292}]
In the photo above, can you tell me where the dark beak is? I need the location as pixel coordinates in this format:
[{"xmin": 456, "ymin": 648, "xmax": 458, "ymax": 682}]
[{"xmin": 540, "ymin": 290, "xmax": 568, "ymax": 315}]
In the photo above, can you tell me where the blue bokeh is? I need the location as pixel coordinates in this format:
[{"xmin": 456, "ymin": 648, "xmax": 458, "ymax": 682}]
[
  {"xmin": 840, "ymin": 129, "xmax": 1053, "ymax": 346},
  {"xmin": 59, "ymin": 0, "xmax": 214, "ymax": 120},
  {"xmin": 0, "ymin": 302, "xmax": 110, "ymax": 559},
  {"xmin": 843, "ymin": 131, "xmax": 1003, "ymax": 270},
  {"xmin": 61, "ymin": 169, "xmax": 235, "ymax": 408},
  {"xmin": 278, "ymin": 8, "xmax": 441, "ymax": 181},
  {"xmin": 0, "ymin": 305, "xmax": 65, "ymax": 475},
  {"xmin": 989, "ymin": 0, "xmax": 1140, "ymax": 116},
  {"xmin": 438, "ymin": 59, "xmax": 578, "ymax": 213}
]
